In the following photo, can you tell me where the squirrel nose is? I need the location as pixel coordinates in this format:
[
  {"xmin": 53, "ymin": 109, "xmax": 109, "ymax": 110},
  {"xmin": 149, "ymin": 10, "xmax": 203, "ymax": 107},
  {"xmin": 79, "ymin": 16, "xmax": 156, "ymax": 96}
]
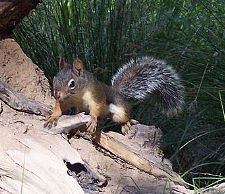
[{"xmin": 55, "ymin": 91, "xmax": 64, "ymax": 100}]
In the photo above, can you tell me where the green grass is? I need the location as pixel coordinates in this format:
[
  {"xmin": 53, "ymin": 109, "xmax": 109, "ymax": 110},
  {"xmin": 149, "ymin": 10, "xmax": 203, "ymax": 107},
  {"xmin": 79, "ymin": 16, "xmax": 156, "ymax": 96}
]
[{"xmin": 13, "ymin": 0, "xmax": 225, "ymax": 189}]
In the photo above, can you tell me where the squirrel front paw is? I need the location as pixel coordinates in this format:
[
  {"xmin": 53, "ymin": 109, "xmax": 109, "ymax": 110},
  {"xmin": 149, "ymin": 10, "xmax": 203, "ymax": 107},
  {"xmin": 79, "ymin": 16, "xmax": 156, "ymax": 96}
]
[
  {"xmin": 44, "ymin": 114, "xmax": 60, "ymax": 128},
  {"xmin": 86, "ymin": 116, "xmax": 97, "ymax": 134}
]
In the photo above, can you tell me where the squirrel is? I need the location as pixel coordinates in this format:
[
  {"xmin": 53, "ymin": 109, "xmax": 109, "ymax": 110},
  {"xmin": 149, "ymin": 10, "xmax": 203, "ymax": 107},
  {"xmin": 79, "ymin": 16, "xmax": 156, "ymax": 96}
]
[{"xmin": 44, "ymin": 56, "xmax": 184, "ymax": 134}]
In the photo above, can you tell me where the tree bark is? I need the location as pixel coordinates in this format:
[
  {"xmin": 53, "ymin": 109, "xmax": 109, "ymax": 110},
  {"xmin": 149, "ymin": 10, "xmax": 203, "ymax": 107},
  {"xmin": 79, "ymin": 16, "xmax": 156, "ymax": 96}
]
[{"xmin": 0, "ymin": 0, "xmax": 40, "ymax": 39}]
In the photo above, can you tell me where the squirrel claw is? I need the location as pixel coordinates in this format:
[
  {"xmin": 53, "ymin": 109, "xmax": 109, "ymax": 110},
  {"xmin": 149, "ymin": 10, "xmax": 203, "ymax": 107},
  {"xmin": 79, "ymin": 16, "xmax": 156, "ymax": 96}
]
[
  {"xmin": 86, "ymin": 116, "xmax": 97, "ymax": 134},
  {"xmin": 121, "ymin": 119, "xmax": 139, "ymax": 135},
  {"xmin": 121, "ymin": 121, "xmax": 132, "ymax": 135},
  {"xmin": 44, "ymin": 115, "xmax": 59, "ymax": 129}
]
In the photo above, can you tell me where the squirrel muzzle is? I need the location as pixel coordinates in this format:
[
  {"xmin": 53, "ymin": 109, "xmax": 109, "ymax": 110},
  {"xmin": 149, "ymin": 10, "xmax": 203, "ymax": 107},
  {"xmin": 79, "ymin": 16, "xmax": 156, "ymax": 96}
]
[{"xmin": 55, "ymin": 90, "xmax": 68, "ymax": 101}]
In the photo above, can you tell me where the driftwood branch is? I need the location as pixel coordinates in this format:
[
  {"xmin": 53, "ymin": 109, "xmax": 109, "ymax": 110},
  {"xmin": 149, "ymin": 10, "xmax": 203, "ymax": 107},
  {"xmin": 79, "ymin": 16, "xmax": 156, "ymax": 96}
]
[
  {"xmin": 0, "ymin": 79, "xmax": 52, "ymax": 116},
  {"xmin": 43, "ymin": 113, "xmax": 91, "ymax": 134},
  {"xmin": 43, "ymin": 114, "xmax": 187, "ymax": 187}
]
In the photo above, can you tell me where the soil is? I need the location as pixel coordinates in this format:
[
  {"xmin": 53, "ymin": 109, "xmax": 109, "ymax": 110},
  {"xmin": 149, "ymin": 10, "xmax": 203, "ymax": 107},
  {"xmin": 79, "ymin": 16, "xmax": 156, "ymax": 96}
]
[
  {"xmin": 0, "ymin": 38, "xmax": 52, "ymax": 104},
  {"xmin": 0, "ymin": 38, "xmax": 190, "ymax": 194}
]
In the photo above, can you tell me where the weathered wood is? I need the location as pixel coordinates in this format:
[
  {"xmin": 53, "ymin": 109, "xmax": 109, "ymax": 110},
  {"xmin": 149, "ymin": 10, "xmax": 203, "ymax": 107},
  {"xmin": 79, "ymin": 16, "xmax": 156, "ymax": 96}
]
[
  {"xmin": 0, "ymin": 102, "xmax": 2, "ymax": 114},
  {"xmin": 43, "ymin": 112, "xmax": 91, "ymax": 134},
  {"xmin": 0, "ymin": 79, "xmax": 52, "ymax": 116},
  {"xmin": 43, "ymin": 114, "xmax": 187, "ymax": 187},
  {"xmin": 0, "ymin": 105, "xmax": 105, "ymax": 194},
  {"xmin": 0, "ymin": 128, "xmax": 85, "ymax": 194},
  {"xmin": 0, "ymin": 0, "xmax": 40, "ymax": 39},
  {"xmin": 93, "ymin": 132, "xmax": 186, "ymax": 185}
]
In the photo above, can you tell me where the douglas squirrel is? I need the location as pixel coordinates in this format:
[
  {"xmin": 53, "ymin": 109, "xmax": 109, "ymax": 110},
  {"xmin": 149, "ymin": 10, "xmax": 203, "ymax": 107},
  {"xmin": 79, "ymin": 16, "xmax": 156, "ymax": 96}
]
[{"xmin": 44, "ymin": 57, "xmax": 184, "ymax": 134}]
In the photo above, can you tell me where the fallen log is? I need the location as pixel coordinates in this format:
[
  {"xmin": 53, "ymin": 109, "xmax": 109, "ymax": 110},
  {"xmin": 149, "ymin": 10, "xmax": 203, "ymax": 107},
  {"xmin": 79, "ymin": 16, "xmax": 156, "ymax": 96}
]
[
  {"xmin": 0, "ymin": 79, "xmax": 52, "ymax": 116},
  {"xmin": 43, "ymin": 114, "xmax": 187, "ymax": 187}
]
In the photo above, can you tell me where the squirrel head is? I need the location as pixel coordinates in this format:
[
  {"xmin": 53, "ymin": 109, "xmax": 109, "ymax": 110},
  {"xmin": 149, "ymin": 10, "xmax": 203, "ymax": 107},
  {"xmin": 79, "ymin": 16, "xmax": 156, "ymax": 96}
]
[{"xmin": 53, "ymin": 57, "xmax": 88, "ymax": 101}]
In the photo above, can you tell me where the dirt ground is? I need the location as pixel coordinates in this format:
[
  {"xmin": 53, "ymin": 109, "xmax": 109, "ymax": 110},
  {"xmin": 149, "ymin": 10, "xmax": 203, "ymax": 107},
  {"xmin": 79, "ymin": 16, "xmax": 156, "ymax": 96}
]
[{"xmin": 0, "ymin": 39, "xmax": 190, "ymax": 194}]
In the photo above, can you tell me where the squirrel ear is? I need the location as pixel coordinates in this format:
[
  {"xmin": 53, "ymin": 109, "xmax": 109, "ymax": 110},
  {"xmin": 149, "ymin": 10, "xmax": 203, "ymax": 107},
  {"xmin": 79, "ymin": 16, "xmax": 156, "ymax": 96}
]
[
  {"xmin": 73, "ymin": 58, "xmax": 84, "ymax": 76},
  {"xmin": 59, "ymin": 57, "xmax": 65, "ymax": 70}
]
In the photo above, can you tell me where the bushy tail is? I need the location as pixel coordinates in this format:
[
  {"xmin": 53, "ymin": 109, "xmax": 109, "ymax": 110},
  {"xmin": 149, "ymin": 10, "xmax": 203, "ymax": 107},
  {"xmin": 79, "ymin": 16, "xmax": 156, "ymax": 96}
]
[{"xmin": 111, "ymin": 56, "xmax": 184, "ymax": 115}]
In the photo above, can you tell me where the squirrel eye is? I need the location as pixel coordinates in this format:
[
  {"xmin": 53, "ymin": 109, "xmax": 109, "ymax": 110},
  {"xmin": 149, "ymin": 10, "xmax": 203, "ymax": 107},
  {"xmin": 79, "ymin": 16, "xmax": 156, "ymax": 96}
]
[{"xmin": 68, "ymin": 79, "xmax": 75, "ymax": 89}]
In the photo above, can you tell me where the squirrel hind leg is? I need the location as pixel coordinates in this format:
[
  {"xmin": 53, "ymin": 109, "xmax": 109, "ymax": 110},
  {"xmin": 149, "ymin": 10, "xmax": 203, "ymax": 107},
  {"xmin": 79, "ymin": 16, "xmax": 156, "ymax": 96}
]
[
  {"xmin": 120, "ymin": 120, "xmax": 140, "ymax": 135},
  {"xmin": 109, "ymin": 103, "xmax": 129, "ymax": 123},
  {"xmin": 109, "ymin": 103, "xmax": 132, "ymax": 134},
  {"xmin": 121, "ymin": 121, "xmax": 131, "ymax": 135}
]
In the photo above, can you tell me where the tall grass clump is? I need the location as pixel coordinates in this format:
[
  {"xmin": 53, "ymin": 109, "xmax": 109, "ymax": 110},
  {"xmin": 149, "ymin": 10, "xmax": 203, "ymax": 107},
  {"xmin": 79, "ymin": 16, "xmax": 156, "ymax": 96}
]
[
  {"xmin": 14, "ymin": 0, "xmax": 161, "ymax": 83},
  {"xmin": 13, "ymin": 0, "xmax": 225, "ymax": 189}
]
